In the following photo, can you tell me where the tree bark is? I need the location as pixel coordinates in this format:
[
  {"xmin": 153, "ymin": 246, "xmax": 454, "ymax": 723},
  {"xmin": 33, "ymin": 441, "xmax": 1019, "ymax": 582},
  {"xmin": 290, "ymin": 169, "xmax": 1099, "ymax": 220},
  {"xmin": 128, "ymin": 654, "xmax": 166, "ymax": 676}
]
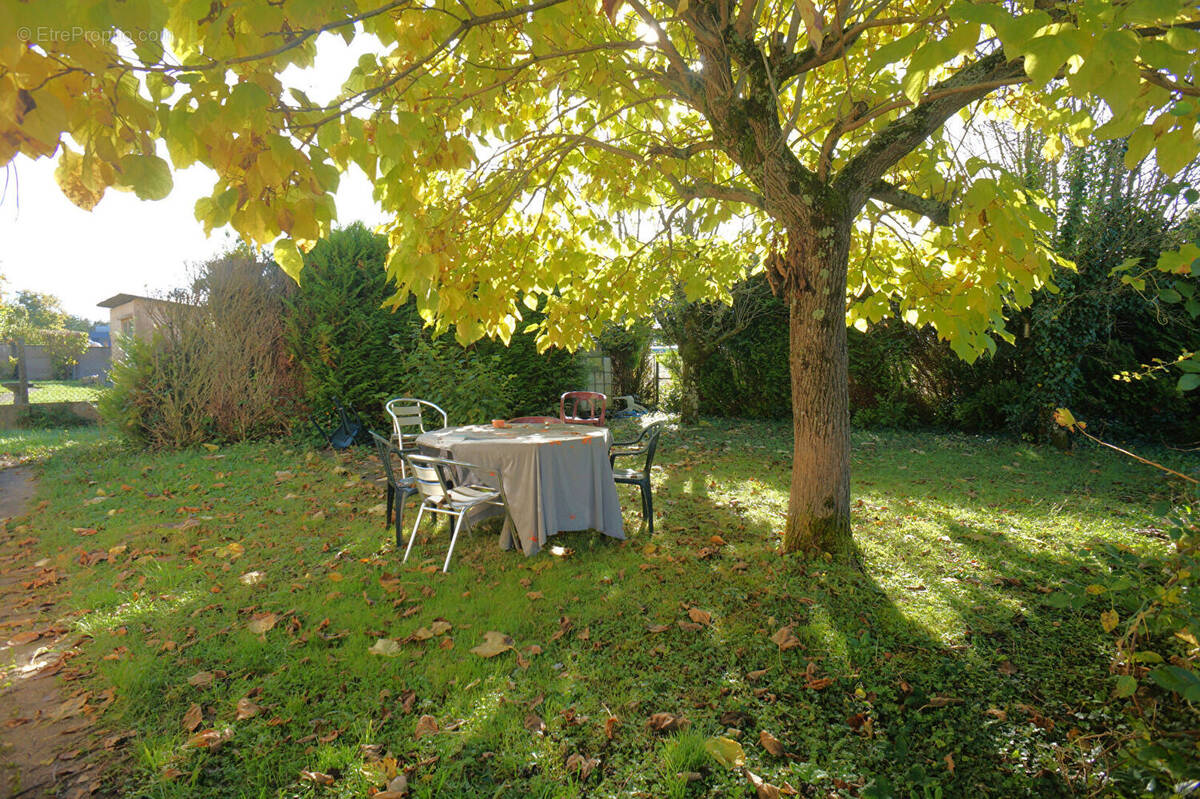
[
  {"xmin": 780, "ymin": 220, "xmax": 853, "ymax": 555},
  {"xmin": 677, "ymin": 343, "xmax": 702, "ymax": 426}
]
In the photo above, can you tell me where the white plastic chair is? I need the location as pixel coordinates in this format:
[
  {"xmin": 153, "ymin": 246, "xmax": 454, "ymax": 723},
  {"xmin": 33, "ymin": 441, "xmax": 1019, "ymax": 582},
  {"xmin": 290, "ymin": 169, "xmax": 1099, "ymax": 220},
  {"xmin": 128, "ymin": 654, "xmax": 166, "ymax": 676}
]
[
  {"xmin": 384, "ymin": 398, "xmax": 448, "ymax": 475},
  {"xmin": 402, "ymin": 453, "xmax": 513, "ymax": 572}
]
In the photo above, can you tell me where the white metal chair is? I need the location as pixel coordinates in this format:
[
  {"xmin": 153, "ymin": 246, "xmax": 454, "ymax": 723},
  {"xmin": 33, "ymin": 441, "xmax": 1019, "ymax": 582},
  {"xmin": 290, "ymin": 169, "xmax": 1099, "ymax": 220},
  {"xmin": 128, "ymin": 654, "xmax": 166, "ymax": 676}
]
[
  {"xmin": 384, "ymin": 398, "xmax": 448, "ymax": 475},
  {"xmin": 402, "ymin": 453, "xmax": 514, "ymax": 572}
]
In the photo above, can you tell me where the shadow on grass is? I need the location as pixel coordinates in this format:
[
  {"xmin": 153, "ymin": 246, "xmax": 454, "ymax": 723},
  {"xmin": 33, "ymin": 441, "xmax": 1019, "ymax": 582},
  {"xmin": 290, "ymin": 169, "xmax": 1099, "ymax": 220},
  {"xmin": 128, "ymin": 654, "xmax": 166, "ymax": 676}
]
[{"xmin": 20, "ymin": 425, "xmax": 1164, "ymax": 798}]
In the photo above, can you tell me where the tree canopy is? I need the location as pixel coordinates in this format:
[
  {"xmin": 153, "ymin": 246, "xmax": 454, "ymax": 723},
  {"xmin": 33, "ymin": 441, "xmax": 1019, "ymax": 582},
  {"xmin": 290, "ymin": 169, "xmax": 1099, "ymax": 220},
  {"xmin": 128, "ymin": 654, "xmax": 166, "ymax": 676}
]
[
  {"xmin": 3, "ymin": 0, "xmax": 1198, "ymax": 552},
  {"xmin": 3, "ymin": 0, "xmax": 1195, "ymax": 346}
]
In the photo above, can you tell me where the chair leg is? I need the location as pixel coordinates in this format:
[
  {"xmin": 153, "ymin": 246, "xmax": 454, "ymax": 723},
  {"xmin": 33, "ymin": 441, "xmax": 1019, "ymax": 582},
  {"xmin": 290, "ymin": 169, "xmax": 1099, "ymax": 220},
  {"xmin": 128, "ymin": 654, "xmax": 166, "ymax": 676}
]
[
  {"xmin": 641, "ymin": 479, "xmax": 654, "ymax": 536},
  {"xmin": 443, "ymin": 512, "xmax": 466, "ymax": 573},
  {"xmin": 404, "ymin": 505, "xmax": 426, "ymax": 564},
  {"xmin": 394, "ymin": 490, "xmax": 408, "ymax": 549},
  {"xmin": 385, "ymin": 483, "xmax": 394, "ymax": 529}
]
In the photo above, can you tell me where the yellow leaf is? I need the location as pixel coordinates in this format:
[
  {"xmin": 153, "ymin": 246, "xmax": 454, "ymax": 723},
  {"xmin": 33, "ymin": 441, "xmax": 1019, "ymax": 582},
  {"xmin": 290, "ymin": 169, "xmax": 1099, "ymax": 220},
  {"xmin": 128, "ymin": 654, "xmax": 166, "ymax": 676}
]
[
  {"xmin": 469, "ymin": 631, "xmax": 514, "ymax": 657},
  {"xmin": 274, "ymin": 238, "xmax": 304, "ymax": 282},
  {"xmin": 247, "ymin": 612, "xmax": 278, "ymax": 635},
  {"xmin": 704, "ymin": 736, "xmax": 746, "ymax": 768},
  {"xmin": 1100, "ymin": 610, "xmax": 1119, "ymax": 633}
]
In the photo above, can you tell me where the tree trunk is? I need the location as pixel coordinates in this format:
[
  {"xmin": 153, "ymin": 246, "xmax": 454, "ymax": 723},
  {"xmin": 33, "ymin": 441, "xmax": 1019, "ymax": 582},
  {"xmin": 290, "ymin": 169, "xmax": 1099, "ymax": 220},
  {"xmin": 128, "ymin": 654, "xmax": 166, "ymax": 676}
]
[
  {"xmin": 677, "ymin": 343, "xmax": 702, "ymax": 426},
  {"xmin": 780, "ymin": 221, "xmax": 853, "ymax": 555}
]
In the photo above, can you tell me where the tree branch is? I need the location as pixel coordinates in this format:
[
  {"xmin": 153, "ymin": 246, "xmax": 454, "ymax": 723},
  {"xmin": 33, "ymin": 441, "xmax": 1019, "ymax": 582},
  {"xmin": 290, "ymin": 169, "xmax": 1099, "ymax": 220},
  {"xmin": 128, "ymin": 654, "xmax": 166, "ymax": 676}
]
[
  {"xmin": 666, "ymin": 176, "xmax": 766, "ymax": 209},
  {"xmin": 834, "ymin": 48, "xmax": 1025, "ymax": 213},
  {"xmin": 869, "ymin": 179, "xmax": 950, "ymax": 225}
]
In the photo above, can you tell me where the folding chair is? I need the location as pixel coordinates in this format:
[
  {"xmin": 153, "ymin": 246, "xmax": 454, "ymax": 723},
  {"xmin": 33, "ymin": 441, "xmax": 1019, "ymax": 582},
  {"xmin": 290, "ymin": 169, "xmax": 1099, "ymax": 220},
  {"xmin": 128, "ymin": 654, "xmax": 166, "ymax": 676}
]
[
  {"xmin": 384, "ymin": 397, "xmax": 448, "ymax": 475},
  {"xmin": 402, "ymin": 453, "xmax": 514, "ymax": 572}
]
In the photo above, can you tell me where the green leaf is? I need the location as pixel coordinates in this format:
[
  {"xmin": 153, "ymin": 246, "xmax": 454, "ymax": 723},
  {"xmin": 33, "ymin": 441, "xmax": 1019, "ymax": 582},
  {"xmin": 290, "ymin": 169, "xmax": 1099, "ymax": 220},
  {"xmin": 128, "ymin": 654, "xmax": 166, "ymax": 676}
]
[
  {"xmin": 1178, "ymin": 373, "xmax": 1200, "ymax": 392},
  {"xmin": 117, "ymin": 153, "xmax": 173, "ymax": 201},
  {"xmin": 1022, "ymin": 32, "xmax": 1077, "ymax": 87},
  {"xmin": 1149, "ymin": 665, "xmax": 1200, "ymax": 701},
  {"xmin": 1114, "ymin": 675, "xmax": 1138, "ymax": 698}
]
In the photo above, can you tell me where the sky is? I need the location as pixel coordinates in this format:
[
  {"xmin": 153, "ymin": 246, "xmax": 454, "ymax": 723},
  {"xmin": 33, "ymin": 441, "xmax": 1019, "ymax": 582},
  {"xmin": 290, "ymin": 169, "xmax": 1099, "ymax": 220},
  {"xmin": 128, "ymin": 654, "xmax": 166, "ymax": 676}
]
[{"xmin": 0, "ymin": 33, "xmax": 382, "ymax": 323}]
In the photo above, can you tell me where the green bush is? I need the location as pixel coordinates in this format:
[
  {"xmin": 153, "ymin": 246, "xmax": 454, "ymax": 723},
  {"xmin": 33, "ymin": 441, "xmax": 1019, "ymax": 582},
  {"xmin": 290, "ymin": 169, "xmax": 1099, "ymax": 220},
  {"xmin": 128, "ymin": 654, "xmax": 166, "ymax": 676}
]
[
  {"xmin": 283, "ymin": 223, "xmax": 418, "ymax": 431},
  {"xmin": 477, "ymin": 316, "xmax": 583, "ymax": 417},
  {"xmin": 392, "ymin": 335, "xmax": 515, "ymax": 424},
  {"xmin": 285, "ymin": 224, "xmax": 584, "ymax": 429},
  {"xmin": 696, "ymin": 296, "xmax": 790, "ymax": 419}
]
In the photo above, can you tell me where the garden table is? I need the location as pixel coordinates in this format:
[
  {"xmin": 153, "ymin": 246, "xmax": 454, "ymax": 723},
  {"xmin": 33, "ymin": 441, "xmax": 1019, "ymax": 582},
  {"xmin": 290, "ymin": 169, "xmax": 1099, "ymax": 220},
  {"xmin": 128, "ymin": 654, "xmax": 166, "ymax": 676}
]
[{"xmin": 415, "ymin": 423, "xmax": 625, "ymax": 556}]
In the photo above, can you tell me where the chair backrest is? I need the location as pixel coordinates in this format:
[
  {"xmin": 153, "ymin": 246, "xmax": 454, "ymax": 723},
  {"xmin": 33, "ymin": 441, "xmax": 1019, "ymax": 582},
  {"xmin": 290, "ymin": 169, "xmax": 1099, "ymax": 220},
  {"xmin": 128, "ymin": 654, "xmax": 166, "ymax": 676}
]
[
  {"xmin": 385, "ymin": 398, "xmax": 448, "ymax": 443},
  {"xmin": 638, "ymin": 422, "xmax": 664, "ymax": 474},
  {"xmin": 404, "ymin": 453, "xmax": 453, "ymax": 503},
  {"xmin": 560, "ymin": 391, "xmax": 607, "ymax": 426},
  {"xmin": 369, "ymin": 430, "xmax": 401, "ymax": 487}
]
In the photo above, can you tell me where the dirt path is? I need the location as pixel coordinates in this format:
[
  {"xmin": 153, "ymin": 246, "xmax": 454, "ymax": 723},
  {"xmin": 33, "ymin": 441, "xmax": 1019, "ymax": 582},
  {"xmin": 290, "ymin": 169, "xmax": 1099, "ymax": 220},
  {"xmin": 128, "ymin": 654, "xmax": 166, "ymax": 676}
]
[{"xmin": 0, "ymin": 467, "xmax": 105, "ymax": 799}]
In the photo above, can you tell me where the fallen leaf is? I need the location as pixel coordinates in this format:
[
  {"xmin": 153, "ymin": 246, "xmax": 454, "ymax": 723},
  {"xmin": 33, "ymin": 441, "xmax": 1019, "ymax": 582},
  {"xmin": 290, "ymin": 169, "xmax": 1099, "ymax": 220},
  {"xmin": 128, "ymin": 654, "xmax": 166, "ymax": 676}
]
[
  {"xmin": 704, "ymin": 736, "xmax": 746, "ymax": 768},
  {"xmin": 429, "ymin": 620, "xmax": 452, "ymax": 635},
  {"xmin": 247, "ymin": 612, "xmax": 277, "ymax": 635},
  {"xmin": 187, "ymin": 728, "xmax": 232, "ymax": 749},
  {"xmin": 759, "ymin": 730, "xmax": 785, "ymax": 756},
  {"xmin": 997, "ymin": 660, "xmax": 1018, "ymax": 676},
  {"xmin": 565, "ymin": 753, "xmax": 600, "ymax": 778},
  {"xmin": 687, "ymin": 607, "xmax": 712, "ymax": 626},
  {"xmin": 182, "ymin": 703, "xmax": 203, "ymax": 732},
  {"xmin": 677, "ymin": 620, "xmax": 702, "ymax": 632},
  {"xmin": 984, "ymin": 707, "xmax": 1007, "ymax": 721},
  {"xmin": 188, "ymin": 671, "xmax": 215, "ymax": 688},
  {"xmin": 944, "ymin": 752, "xmax": 955, "ymax": 774},
  {"xmin": 239, "ymin": 571, "xmax": 265, "ymax": 586},
  {"xmin": 299, "ymin": 770, "xmax": 335, "ymax": 785},
  {"xmin": 375, "ymin": 775, "xmax": 408, "ymax": 797},
  {"xmin": 645, "ymin": 713, "xmax": 688, "ymax": 733},
  {"xmin": 236, "ymin": 698, "xmax": 262, "ymax": 721},
  {"xmin": 771, "ymin": 626, "xmax": 802, "ymax": 651},
  {"xmin": 410, "ymin": 627, "xmax": 434, "ymax": 642},
  {"xmin": 550, "ymin": 616, "xmax": 573, "ymax": 641},
  {"xmin": 469, "ymin": 631, "xmax": 514, "ymax": 658},
  {"xmin": 368, "ymin": 638, "xmax": 403, "ymax": 657},
  {"xmin": 746, "ymin": 769, "xmax": 783, "ymax": 799},
  {"xmin": 746, "ymin": 669, "xmax": 768, "ymax": 681},
  {"xmin": 604, "ymin": 715, "xmax": 618, "ymax": 739},
  {"xmin": 526, "ymin": 591, "xmax": 544, "ymax": 601},
  {"xmin": 524, "ymin": 714, "xmax": 546, "ymax": 735},
  {"xmin": 719, "ymin": 710, "xmax": 754, "ymax": 728},
  {"xmin": 6, "ymin": 630, "xmax": 41, "ymax": 646},
  {"xmin": 647, "ymin": 623, "xmax": 671, "ymax": 633},
  {"xmin": 414, "ymin": 715, "xmax": 439, "ymax": 739}
]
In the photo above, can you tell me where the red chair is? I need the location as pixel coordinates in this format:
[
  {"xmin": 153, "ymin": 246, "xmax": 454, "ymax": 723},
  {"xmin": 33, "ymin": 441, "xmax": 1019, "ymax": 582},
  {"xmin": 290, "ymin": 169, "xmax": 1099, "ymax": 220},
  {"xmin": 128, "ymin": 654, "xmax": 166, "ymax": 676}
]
[
  {"xmin": 560, "ymin": 391, "xmax": 607, "ymax": 426},
  {"xmin": 508, "ymin": 416, "xmax": 559, "ymax": 424}
]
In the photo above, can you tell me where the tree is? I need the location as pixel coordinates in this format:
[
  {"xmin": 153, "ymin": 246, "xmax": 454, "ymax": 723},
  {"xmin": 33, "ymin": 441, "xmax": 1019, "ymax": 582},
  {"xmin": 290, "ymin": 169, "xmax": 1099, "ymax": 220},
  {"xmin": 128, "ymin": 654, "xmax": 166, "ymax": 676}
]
[{"xmin": 4, "ymin": 1, "xmax": 1198, "ymax": 554}]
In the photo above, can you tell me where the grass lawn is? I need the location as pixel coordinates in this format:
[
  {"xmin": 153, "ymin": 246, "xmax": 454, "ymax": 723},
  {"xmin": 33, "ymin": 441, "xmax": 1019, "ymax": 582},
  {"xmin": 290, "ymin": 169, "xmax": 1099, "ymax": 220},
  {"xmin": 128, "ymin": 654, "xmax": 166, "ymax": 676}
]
[
  {"xmin": 0, "ymin": 421, "xmax": 1192, "ymax": 798},
  {"xmin": 0, "ymin": 380, "xmax": 104, "ymax": 405}
]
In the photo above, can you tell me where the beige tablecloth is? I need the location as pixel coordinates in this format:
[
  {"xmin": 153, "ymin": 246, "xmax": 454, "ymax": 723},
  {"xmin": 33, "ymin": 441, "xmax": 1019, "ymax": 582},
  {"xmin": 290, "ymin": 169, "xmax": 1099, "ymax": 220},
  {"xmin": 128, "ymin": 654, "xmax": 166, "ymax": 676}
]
[{"xmin": 415, "ymin": 423, "xmax": 625, "ymax": 556}]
